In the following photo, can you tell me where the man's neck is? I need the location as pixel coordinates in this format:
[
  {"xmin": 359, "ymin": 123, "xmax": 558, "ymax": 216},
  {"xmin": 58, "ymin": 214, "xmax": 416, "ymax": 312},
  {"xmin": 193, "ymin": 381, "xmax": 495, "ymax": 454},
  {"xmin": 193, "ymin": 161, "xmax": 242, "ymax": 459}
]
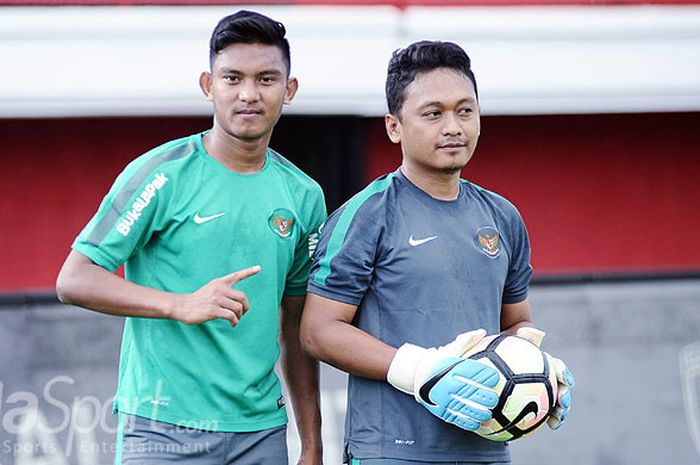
[
  {"xmin": 400, "ymin": 164, "xmax": 461, "ymax": 201},
  {"xmin": 203, "ymin": 126, "xmax": 270, "ymax": 173}
]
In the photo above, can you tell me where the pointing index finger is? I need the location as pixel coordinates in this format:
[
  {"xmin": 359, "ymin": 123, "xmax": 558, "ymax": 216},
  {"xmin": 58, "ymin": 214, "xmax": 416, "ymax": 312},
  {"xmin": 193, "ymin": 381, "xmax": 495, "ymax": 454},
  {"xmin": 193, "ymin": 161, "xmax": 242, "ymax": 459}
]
[{"xmin": 222, "ymin": 265, "xmax": 261, "ymax": 286}]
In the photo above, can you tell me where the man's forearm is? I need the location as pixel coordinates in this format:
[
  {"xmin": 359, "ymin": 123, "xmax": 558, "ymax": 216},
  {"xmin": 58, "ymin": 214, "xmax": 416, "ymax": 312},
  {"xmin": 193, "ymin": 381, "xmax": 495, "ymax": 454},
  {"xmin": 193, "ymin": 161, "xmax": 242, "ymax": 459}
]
[
  {"xmin": 300, "ymin": 294, "xmax": 396, "ymax": 381},
  {"xmin": 304, "ymin": 318, "xmax": 396, "ymax": 380},
  {"xmin": 280, "ymin": 295, "xmax": 323, "ymax": 463},
  {"xmin": 500, "ymin": 300, "xmax": 534, "ymax": 334},
  {"xmin": 56, "ymin": 250, "xmax": 177, "ymax": 319},
  {"xmin": 280, "ymin": 330, "xmax": 323, "ymax": 459}
]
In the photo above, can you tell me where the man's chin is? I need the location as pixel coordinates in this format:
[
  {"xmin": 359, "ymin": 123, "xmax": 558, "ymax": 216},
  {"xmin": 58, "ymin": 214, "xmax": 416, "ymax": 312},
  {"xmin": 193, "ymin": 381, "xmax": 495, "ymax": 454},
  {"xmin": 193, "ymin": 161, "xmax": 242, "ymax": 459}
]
[
  {"xmin": 236, "ymin": 133, "xmax": 265, "ymax": 142},
  {"xmin": 437, "ymin": 166, "xmax": 464, "ymax": 175},
  {"xmin": 435, "ymin": 158, "xmax": 469, "ymax": 175},
  {"xmin": 440, "ymin": 155, "xmax": 472, "ymax": 175},
  {"xmin": 228, "ymin": 128, "xmax": 269, "ymax": 143}
]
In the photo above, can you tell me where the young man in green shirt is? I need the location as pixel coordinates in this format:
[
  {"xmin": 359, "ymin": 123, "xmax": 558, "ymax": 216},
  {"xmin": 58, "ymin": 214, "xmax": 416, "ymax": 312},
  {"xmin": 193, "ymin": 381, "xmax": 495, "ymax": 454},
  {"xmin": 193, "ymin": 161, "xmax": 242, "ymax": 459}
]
[{"xmin": 56, "ymin": 10, "xmax": 325, "ymax": 465}]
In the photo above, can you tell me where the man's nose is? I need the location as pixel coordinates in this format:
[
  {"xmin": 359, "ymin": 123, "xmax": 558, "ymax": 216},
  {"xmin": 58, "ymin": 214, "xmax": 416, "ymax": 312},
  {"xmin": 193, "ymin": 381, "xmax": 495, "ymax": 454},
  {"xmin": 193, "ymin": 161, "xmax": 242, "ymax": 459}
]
[
  {"xmin": 442, "ymin": 112, "xmax": 463, "ymax": 136},
  {"xmin": 238, "ymin": 80, "xmax": 260, "ymax": 103}
]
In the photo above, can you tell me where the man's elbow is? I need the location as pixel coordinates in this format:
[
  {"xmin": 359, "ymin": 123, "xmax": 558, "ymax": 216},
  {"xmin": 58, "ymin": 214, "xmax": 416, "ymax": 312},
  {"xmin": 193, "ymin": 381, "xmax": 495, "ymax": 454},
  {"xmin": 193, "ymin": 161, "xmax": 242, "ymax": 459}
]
[
  {"xmin": 55, "ymin": 262, "xmax": 84, "ymax": 306},
  {"xmin": 300, "ymin": 318, "xmax": 324, "ymax": 360},
  {"xmin": 55, "ymin": 270, "xmax": 75, "ymax": 305}
]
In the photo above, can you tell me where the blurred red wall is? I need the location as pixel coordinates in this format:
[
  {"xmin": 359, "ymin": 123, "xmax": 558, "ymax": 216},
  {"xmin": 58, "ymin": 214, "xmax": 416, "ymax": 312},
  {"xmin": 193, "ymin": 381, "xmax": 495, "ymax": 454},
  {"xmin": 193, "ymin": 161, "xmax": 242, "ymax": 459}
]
[
  {"xmin": 1, "ymin": 112, "xmax": 699, "ymax": 291},
  {"xmin": 0, "ymin": 118, "xmax": 210, "ymax": 292},
  {"xmin": 366, "ymin": 112, "xmax": 700, "ymax": 276}
]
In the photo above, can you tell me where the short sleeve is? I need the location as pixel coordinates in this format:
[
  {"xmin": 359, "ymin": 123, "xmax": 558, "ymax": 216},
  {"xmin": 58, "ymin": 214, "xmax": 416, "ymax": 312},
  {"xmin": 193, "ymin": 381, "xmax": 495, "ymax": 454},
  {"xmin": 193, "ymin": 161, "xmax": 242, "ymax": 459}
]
[
  {"xmin": 72, "ymin": 165, "xmax": 171, "ymax": 272},
  {"xmin": 502, "ymin": 205, "xmax": 533, "ymax": 304},
  {"xmin": 308, "ymin": 193, "xmax": 384, "ymax": 306},
  {"xmin": 284, "ymin": 186, "xmax": 328, "ymax": 296}
]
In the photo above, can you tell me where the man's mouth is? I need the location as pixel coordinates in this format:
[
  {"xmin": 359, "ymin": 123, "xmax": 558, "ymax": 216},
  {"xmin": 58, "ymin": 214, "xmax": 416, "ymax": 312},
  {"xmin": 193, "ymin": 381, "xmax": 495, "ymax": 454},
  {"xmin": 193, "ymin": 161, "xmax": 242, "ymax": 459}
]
[{"xmin": 438, "ymin": 141, "xmax": 467, "ymax": 149}]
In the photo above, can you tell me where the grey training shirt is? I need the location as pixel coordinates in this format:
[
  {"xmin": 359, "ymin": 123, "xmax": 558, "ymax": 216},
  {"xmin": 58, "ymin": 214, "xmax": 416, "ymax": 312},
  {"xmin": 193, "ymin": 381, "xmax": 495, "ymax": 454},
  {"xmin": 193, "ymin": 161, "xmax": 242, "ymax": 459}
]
[{"xmin": 308, "ymin": 169, "xmax": 532, "ymax": 462}]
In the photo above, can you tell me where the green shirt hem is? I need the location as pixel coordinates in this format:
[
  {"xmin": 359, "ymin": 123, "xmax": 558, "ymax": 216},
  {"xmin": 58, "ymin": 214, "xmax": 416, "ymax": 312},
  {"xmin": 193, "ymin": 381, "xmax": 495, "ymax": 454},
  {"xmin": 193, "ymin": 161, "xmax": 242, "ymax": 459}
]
[{"xmin": 115, "ymin": 404, "xmax": 288, "ymax": 433}]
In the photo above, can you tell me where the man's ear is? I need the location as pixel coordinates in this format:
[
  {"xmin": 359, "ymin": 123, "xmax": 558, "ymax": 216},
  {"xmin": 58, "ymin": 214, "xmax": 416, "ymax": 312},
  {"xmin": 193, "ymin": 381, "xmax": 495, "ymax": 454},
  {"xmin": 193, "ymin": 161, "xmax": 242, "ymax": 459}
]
[
  {"xmin": 199, "ymin": 71, "xmax": 213, "ymax": 101},
  {"xmin": 284, "ymin": 76, "xmax": 299, "ymax": 105},
  {"xmin": 385, "ymin": 113, "xmax": 402, "ymax": 144}
]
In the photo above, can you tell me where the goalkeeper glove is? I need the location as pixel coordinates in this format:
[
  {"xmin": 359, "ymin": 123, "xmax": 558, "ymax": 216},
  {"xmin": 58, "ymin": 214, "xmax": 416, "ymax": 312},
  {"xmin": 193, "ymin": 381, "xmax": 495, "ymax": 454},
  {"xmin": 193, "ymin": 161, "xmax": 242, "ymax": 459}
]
[
  {"xmin": 516, "ymin": 327, "xmax": 575, "ymax": 430},
  {"xmin": 387, "ymin": 329, "xmax": 499, "ymax": 431}
]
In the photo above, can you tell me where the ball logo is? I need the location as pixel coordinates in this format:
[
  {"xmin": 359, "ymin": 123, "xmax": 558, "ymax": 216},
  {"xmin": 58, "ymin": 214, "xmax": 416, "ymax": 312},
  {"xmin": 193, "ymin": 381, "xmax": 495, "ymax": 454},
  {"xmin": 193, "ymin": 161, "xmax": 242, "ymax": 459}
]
[
  {"xmin": 463, "ymin": 333, "xmax": 556, "ymax": 442},
  {"xmin": 476, "ymin": 226, "xmax": 501, "ymax": 257},
  {"xmin": 268, "ymin": 209, "xmax": 295, "ymax": 239}
]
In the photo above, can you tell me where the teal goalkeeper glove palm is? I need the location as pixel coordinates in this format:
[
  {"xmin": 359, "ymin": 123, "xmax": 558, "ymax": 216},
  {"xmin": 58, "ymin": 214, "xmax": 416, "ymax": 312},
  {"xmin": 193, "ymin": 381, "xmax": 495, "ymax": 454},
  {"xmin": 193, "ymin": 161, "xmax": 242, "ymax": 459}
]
[
  {"xmin": 516, "ymin": 327, "xmax": 575, "ymax": 430},
  {"xmin": 387, "ymin": 329, "xmax": 500, "ymax": 431}
]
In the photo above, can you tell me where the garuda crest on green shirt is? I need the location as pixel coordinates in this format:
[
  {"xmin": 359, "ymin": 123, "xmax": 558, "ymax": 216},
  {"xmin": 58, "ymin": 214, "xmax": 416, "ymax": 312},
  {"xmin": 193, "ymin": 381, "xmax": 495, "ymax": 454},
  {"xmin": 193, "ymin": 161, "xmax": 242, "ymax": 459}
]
[{"xmin": 268, "ymin": 208, "xmax": 295, "ymax": 239}]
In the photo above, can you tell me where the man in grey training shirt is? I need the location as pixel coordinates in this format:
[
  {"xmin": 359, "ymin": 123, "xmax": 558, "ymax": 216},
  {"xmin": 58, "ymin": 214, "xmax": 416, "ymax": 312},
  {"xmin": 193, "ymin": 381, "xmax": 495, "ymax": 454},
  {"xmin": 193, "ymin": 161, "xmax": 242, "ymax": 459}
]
[{"xmin": 301, "ymin": 41, "xmax": 574, "ymax": 464}]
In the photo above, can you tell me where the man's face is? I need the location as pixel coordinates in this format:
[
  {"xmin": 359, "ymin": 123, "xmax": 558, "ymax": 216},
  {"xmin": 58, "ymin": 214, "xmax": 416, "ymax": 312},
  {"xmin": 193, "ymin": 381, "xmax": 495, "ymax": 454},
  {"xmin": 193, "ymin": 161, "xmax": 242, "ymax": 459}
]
[
  {"xmin": 385, "ymin": 68, "xmax": 480, "ymax": 175},
  {"xmin": 201, "ymin": 42, "xmax": 297, "ymax": 142}
]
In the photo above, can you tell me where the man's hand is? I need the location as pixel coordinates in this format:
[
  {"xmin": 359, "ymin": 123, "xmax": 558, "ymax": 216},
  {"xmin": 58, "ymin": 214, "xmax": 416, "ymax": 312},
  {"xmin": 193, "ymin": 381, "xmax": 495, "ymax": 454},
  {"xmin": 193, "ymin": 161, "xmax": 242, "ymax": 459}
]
[
  {"xmin": 171, "ymin": 265, "xmax": 261, "ymax": 327},
  {"xmin": 516, "ymin": 327, "xmax": 575, "ymax": 430},
  {"xmin": 387, "ymin": 329, "xmax": 500, "ymax": 431}
]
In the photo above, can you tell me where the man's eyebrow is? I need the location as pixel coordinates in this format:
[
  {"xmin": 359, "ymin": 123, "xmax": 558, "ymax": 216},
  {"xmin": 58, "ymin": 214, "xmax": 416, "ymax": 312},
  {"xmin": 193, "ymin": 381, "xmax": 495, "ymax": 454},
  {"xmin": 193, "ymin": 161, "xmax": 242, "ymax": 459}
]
[
  {"xmin": 257, "ymin": 69, "xmax": 284, "ymax": 76},
  {"xmin": 218, "ymin": 67, "xmax": 240, "ymax": 74},
  {"xmin": 418, "ymin": 97, "xmax": 477, "ymax": 110},
  {"xmin": 218, "ymin": 67, "xmax": 284, "ymax": 76},
  {"xmin": 419, "ymin": 101, "xmax": 442, "ymax": 109}
]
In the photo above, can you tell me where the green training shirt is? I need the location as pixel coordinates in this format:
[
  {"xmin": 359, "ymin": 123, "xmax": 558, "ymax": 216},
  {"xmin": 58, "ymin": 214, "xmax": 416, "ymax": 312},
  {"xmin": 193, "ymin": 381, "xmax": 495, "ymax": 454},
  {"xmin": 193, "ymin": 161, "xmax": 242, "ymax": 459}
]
[{"xmin": 73, "ymin": 132, "xmax": 326, "ymax": 432}]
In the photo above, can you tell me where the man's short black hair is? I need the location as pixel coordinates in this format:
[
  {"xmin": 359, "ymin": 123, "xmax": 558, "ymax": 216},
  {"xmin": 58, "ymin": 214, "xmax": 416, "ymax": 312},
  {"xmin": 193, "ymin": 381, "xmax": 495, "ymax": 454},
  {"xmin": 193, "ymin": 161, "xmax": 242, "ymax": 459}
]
[
  {"xmin": 209, "ymin": 10, "xmax": 291, "ymax": 75},
  {"xmin": 385, "ymin": 41, "xmax": 478, "ymax": 117}
]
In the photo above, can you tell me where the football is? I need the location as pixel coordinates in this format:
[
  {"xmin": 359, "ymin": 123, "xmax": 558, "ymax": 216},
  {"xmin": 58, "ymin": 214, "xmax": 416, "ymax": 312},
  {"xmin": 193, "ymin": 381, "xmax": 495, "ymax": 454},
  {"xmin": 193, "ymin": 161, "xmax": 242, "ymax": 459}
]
[{"xmin": 461, "ymin": 333, "xmax": 557, "ymax": 441}]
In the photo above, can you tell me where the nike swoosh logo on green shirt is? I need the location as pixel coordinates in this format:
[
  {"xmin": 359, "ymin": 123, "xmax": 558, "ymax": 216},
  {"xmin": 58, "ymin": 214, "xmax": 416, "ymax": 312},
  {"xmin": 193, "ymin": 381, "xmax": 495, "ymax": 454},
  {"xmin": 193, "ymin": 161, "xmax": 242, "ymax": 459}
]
[{"xmin": 193, "ymin": 213, "xmax": 225, "ymax": 224}]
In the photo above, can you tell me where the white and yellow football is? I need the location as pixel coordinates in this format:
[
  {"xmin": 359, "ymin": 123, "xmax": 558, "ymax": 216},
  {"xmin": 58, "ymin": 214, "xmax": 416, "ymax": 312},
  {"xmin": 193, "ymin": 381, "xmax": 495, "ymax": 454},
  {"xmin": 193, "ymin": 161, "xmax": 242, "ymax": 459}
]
[{"xmin": 461, "ymin": 333, "xmax": 558, "ymax": 441}]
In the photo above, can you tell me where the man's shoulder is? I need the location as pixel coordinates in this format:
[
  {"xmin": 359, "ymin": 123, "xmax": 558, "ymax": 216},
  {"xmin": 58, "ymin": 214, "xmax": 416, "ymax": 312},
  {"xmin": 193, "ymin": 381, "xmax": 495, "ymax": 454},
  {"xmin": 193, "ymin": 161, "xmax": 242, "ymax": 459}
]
[
  {"xmin": 118, "ymin": 133, "xmax": 200, "ymax": 180},
  {"xmin": 98, "ymin": 134, "xmax": 200, "ymax": 205},
  {"xmin": 461, "ymin": 179, "xmax": 521, "ymax": 217},
  {"xmin": 137, "ymin": 134, "xmax": 200, "ymax": 167},
  {"xmin": 267, "ymin": 148, "xmax": 323, "ymax": 196},
  {"xmin": 339, "ymin": 171, "xmax": 398, "ymax": 215},
  {"xmin": 317, "ymin": 172, "xmax": 398, "ymax": 244}
]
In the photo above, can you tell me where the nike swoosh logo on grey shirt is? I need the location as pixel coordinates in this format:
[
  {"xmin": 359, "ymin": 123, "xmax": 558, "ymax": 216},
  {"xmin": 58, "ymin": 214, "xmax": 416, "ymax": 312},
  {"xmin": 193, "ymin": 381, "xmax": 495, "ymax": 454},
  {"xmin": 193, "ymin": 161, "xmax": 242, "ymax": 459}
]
[{"xmin": 409, "ymin": 235, "xmax": 438, "ymax": 246}]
